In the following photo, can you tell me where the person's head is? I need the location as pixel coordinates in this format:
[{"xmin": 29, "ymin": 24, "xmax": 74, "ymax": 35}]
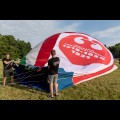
[
  {"xmin": 6, "ymin": 54, "xmax": 10, "ymax": 59},
  {"xmin": 51, "ymin": 50, "xmax": 56, "ymax": 57}
]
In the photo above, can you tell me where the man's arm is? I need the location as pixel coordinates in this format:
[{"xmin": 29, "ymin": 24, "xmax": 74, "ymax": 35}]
[
  {"xmin": 3, "ymin": 60, "xmax": 12, "ymax": 64},
  {"xmin": 48, "ymin": 60, "xmax": 50, "ymax": 70},
  {"xmin": 48, "ymin": 65, "xmax": 50, "ymax": 70}
]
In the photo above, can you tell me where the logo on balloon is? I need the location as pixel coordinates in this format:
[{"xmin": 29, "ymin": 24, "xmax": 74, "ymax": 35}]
[{"xmin": 59, "ymin": 35, "xmax": 111, "ymax": 65}]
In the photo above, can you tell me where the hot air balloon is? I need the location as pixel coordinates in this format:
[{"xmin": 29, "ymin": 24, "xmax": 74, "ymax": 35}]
[{"xmin": 14, "ymin": 32, "xmax": 117, "ymax": 92}]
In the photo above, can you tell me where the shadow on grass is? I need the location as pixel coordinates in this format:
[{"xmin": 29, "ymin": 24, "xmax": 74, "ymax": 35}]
[
  {"xmin": 7, "ymin": 81, "xmax": 49, "ymax": 95},
  {"xmin": 0, "ymin": 79, "xmax": 49, "ymax": 94}
]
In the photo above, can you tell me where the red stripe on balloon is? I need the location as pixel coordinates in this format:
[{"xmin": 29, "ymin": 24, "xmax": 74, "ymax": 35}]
[
  {"xmin": 73, "ymin": 64, "xmax": 114, "ymax": 84},
  {"xmin": 34, "ymin": 33, "xmax": 61, "ymax": 66}
]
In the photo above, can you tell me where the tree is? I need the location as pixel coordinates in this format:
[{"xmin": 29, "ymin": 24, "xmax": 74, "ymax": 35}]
[
  {"xmin": 104, "ymin": 44, "xmax": 107, "ymax": 48},
  {"xmin": 108, "ymin": 43, "xmax": 120, "ymax": 58},
  {"xmin": 17, "ymin": 40, "xmax": 31, "ymax": 59},
  {"xmin": 0, "ymin": 33, "xmax": 32, "ymax": 60}
]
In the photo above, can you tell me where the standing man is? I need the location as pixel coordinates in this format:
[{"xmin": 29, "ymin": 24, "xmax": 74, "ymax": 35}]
[
  {"xmin": 119, "ymin": 58, "xmax": 120, "ymax": 68},
  {"xmin": 2, "ymin": 54, "xmax": 15, "ymax": 86},
  {"xmin": 47, "ymin": 50, "xmax": 60, "ymax": 98}
]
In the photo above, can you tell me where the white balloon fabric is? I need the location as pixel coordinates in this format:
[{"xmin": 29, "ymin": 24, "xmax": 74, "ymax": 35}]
[{"xmin": 20, "ymin": 32, "xmax": 117, "ymax": 87}]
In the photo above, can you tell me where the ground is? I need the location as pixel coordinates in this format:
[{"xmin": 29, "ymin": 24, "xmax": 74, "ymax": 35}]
[{"xmin": 0, "ymin": 59, "xmax": 120, "ymax": 100}]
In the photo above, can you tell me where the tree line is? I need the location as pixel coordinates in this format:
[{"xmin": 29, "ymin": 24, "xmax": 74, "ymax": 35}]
[
  {"xmin": 107, "ymin": 43, "xmax": 120, "ymax": 58},
  {"xmin": 0, "ymin": 34, "xmax": 32, "ymax": 60}
]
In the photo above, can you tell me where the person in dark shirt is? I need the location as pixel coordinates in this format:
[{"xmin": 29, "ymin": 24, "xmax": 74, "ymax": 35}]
[
  {"xmin": 119, "ymin": 59, "xmax": 120, "ymax": 68},
  {"xmin": 2, "ymin": 54, "xmax": 15, "ymax": 86},
  {"xmin": 47, "ymin": 50, "xmax": 60, "ymax": 98}
]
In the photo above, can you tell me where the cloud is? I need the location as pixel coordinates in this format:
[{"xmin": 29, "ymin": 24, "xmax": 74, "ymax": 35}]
[
  {"xmin": 91, "ymin": 26, "xmax": 120, "ymax": 46},
  {"xmin": 0, "ymin": 20, "xmax": 81, "ymax": 48}
]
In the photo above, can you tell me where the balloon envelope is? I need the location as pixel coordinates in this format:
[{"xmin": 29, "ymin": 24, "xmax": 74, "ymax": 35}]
[{"xmin": 17, "ymin": 32, "xmax": 116, "ymax": 90}]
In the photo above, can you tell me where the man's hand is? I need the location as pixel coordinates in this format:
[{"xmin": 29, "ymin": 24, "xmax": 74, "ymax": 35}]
[
  {"xmin": 11, "ymin": 60, "xmax": 14, "ymax": 62},
  {"xmin": 37, "ymin": 68, "xmax": 42, "ymax": 72}
]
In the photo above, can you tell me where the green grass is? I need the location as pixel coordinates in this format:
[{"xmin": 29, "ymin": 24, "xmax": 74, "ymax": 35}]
[{"xmin": 0, "ymin": 60, "xmax": 120, "ymax": 100}]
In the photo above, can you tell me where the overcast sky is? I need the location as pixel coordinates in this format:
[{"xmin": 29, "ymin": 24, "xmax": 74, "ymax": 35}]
[{"xmin": 0, "ymin": 20, "xmax": 120, "ymax": 48}]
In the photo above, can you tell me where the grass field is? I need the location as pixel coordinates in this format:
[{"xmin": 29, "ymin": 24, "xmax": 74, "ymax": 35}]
[{"xmin": 0, "ymin": 60, "xmax": 120, "ymax": 100}]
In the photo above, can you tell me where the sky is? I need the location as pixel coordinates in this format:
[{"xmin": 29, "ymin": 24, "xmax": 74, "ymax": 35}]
[{"xmin": 0, "ymin": 20, "xmax": 120, "ymax": 48}]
